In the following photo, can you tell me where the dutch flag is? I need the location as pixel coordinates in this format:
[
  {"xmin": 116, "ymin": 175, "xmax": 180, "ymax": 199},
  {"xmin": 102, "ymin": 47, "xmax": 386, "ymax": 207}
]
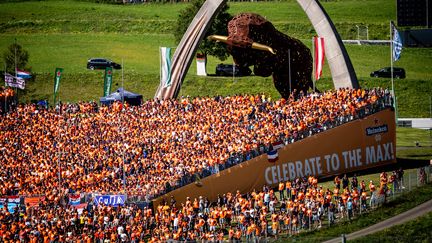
[
  {"xmin": 267, "ymin": 150, "xmax": 278, "ymax": 163},
  {"xmin": 16, "ymin": 69, "xmax": 31, "ymax": 79}
]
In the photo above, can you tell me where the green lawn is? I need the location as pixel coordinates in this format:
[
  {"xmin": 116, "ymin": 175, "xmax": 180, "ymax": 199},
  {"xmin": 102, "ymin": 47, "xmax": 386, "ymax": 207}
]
[
  {"xmin": 0, "ymin": 0, "xmax": 431, "ymax": 117},
  {"xmin": 278, "ymin": 183, "xmax": 432, "ymax": 242},
  {"xmin": 352, "ymin": 211, "xmax": 432, "ymax": 243},
  {"xmin": 396, "ymin": 148, "xmax": 432, "ymax": 160},
  {"xmin": 397, "ymin": 127, "xmax": 432, "ymax": 147},
  {"xmin": 0, "ymin": 0, "xmax": 396, "ymax": 39}
]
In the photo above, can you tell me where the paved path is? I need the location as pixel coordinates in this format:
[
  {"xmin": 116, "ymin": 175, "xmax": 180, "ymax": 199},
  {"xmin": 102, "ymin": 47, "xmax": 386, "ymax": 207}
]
[{"xmin": 322, "ymin": 199, "xmax": 432, "ymax": 243}]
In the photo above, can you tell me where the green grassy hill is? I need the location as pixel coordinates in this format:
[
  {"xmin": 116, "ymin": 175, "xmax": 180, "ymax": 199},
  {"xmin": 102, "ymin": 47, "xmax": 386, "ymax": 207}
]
[{"xmin": 0, "ymin": 0, "xmax": 431, "ymax": 117}]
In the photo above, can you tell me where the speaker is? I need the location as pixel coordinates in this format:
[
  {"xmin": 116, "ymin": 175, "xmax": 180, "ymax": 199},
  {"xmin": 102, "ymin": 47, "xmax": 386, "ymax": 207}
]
[{"xmin": 397, "ymin": 0, "xmax": 432, "ymax": 27}]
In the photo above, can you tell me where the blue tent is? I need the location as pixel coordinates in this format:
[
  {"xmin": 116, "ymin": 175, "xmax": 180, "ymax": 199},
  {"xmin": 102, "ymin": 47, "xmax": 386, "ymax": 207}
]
[{"xmin": 100, "ymin": 88, "xmax": 143, "ymax": 106}]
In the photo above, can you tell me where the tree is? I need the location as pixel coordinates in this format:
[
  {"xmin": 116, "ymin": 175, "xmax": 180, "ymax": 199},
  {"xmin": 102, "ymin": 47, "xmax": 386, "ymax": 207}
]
[
  {"xmin": 3, "ymin": 42, "xmax": 29, "ymax": 74},
  {"xmin": 173, "ymin": 0, "xmax": 232, "ymax": 61}
]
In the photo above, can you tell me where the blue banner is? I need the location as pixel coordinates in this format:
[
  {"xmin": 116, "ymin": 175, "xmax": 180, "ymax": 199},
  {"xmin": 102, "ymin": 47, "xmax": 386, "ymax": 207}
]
[
  {"xmin": 94, "ymin": 195, "xmax": 126, "ymax": 207},
  {"xmin": 0, "ymin": 197, "xmax": 20, "ymax": 213}
]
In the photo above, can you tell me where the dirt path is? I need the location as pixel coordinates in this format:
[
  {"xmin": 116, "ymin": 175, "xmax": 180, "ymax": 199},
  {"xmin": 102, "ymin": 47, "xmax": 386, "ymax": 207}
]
[{"xmin": 322, "ymin": 199, "xmax": 432, "ymax": 243}]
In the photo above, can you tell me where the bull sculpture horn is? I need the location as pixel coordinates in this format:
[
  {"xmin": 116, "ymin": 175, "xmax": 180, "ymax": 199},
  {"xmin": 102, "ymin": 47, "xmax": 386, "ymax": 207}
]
[{"xmin": 207, "ymin": 35, "xmax": 275, "ymax": 55}]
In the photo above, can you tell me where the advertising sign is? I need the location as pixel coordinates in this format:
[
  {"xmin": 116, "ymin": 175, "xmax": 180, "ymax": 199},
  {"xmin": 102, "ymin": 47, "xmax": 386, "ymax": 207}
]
[
  {"xmin": 94, "ymin": 195, "xmax": 126, "ymax": 207},
  {"xmin": 153, "ymin": 109, "xmax": 396, "ymax": 209},
  {"xmin": 0, "ymin": 196, "xmax": 20, "ymax": 213}
]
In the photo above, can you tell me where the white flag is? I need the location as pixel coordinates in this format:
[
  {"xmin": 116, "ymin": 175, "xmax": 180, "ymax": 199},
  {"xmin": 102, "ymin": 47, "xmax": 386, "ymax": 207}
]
[
  {"xmin": 160, "ymin": 47, "xmax": 172, "ymax": 88},
  {"xmin": 5, "ymin": 73, "xmax": 25, "ymax": 90}
]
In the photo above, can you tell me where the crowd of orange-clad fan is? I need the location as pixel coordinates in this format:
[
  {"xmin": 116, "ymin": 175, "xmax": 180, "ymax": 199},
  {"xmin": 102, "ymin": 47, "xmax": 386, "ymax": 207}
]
[
  {"xmin": 0, "ymin": 88, "xmax": 393, "ymax": 241},
  {"xmin": 0, "ymin": 87, "xmax": 15, "ymax": 114},
  {"xmin": 0, "ymin": 171, "xmax": 405, "ymax": 242}
]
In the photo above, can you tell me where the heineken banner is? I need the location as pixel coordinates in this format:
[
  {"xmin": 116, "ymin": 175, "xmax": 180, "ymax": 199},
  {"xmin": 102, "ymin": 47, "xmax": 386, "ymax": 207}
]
[
  {"xmin": 53, "ymin": 68, "xmax": 63, "ymax": 105},
  {"xmin": 103, "ymin": 67, "xmax": 113, "ymax": 97}
]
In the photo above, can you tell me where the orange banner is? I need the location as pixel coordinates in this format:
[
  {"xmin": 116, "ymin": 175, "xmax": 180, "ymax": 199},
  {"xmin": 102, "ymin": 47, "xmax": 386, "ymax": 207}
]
[
  {"xmin": 153, "ymin": 109, "xmax": 396, "ymax": 208},
  {"xmin": 24, "ymin": 196, "xmax": 45, "ymax": 208}
]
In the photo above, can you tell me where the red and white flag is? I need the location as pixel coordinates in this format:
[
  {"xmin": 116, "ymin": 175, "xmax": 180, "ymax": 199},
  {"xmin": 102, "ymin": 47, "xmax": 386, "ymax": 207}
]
[
  {"xmin": 314, "ymin": 36, "xmax": 325, "ymax": 80},
  {"xmin": 272, "ymin": 141, "xmax": 284, "ymax": 150}
]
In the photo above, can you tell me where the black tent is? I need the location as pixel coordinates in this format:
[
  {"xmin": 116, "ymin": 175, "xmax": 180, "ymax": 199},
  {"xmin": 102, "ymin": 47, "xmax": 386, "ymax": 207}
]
[{"xmin": 100, "ymin": 88, "xmax": 143, "ymax": 106}]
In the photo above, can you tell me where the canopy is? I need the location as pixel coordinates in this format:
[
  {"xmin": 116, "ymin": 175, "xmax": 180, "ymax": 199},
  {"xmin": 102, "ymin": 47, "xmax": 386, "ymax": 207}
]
[{"xmin": 100, "ymin": 88, "xmax": 143, "ymax": 106}]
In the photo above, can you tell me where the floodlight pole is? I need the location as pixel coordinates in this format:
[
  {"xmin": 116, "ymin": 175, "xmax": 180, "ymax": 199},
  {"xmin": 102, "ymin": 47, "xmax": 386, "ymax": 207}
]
[{"xmin": 390, "ymin": 21, "xmax": 395, "ymax": 103}]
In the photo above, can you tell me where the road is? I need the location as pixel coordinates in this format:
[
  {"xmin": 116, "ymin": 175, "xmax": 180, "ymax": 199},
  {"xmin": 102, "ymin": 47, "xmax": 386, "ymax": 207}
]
[{"xmin": 322, "ymin": 199, "xmax": 432, "ymax": 243}]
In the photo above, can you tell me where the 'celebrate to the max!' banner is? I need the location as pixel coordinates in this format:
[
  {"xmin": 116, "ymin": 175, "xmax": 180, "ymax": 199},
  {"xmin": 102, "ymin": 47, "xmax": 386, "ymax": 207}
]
[{"xmin": 265, "ymin": 141, "xmax": 395, "ymax": 185}]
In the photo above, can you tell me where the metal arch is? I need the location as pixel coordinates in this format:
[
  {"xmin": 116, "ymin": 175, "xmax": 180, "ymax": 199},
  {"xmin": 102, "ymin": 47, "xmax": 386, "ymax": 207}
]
[
  {"xmin": 296, "ymin": 0, "xmax": 359, "ymax": 89},
  {"xmin": 154, "ymin": 0, "xmax": 359, "ymax": 99},
  {"xmin": 155, "ymin": 0, "xmax": 227, "ymax": 100}
]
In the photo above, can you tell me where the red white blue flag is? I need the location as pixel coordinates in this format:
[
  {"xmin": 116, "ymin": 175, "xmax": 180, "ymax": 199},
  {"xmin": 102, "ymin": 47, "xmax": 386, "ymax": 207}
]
[
  {"xmin": 267, "ymin": 150, "xmax": 278, "ymax": 163},
  {"xmin": 16, "ymin": 69, "xmax": 31, "ymax": 79},
  {"xmin": 69, "ymin": 194, "xmax": 81, "ymax": 206},
  {"xmin": 272, "ymin": 141, "xmax": 284, "ymax": 150}
]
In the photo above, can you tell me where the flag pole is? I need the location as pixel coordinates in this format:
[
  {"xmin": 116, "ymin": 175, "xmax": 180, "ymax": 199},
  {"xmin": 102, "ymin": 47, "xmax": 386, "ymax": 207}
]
[
  {"xmin": 312, "ymin": 37, "xmax": 316, "ymax": 93},
  {"xmin": 57, "ymin": 96, "xmax": 61, "ymax": 193},
  {"xmin": 14, "ymin": 38, "xmax": 18, "ymax": 104},
  {"xmin": 390, "ymin": 21, "xmax": 395, "ymax": 101},
  {"xmin": 121, "ymin": 58, "xmax": 126, "ymax": 193},
  {"xmin": 232, "ymin": 60, "xmax": 235, "ymax": 83},
  {"xmin": 14, "ymin": 38, "xmax": 17, "ymax": 79},
  {"xmin": 390, "ymin": 21, "xmax": 398, "ymax": 123},
  {"xmin": 4, "ymin": 63, "xmax": 7, "ymax": 113},
  {"xmin": 288, "ymin": 49, "xmax": 292, "ymax": 94}
]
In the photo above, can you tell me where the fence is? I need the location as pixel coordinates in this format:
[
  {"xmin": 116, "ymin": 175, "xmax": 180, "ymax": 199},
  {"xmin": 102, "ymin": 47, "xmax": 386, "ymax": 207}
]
[{"xmin": 279, "ymin": 166, "xmax": 432, "ymax": 237}]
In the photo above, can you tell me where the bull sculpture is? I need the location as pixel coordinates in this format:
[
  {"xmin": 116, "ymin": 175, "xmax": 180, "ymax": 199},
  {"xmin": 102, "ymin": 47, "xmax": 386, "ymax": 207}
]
[{"xmin": 209, "ymin": 13, "xmax": 314, "ymax": 99}]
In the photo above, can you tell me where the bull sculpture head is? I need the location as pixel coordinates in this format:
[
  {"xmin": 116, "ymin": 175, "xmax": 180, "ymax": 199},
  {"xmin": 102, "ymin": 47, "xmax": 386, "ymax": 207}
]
[{"xmin": 208, "ymin": 13, "xmax": 314, "ymax": 99}]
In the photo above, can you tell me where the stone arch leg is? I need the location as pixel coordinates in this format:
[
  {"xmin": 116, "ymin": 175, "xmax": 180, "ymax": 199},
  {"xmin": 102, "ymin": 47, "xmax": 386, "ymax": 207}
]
[
  {"xmin": 296, "ymin": 0, "xmax": 359, "ymax": 89},
  {"xmin": 154, "ymin": 0, "xmax": 359, "ymax": 99},
  {"xmin": 154, "ymin": 0, "xmax": 227, "ymax": 100}
]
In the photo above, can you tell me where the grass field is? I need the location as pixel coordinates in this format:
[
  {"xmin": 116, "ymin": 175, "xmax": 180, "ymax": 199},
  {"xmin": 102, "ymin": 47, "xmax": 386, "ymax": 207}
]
[
  {"xmin": 0, "ymin": 0, "xmax": 395, "ymax": 39},
  {"xmin": 397, "ymin": 127, "xmax": 432, "ymax": 147},
  {"xmin": 0, "ymin": 0, "xmax": 431, "ymax": 118},
  {"xmin": 352, "ymin": 212, "xmax": 432, "ymax": 243},
  {"xmin": 280, "ymin": 182, "xmax": 432, "ymax": 242}
]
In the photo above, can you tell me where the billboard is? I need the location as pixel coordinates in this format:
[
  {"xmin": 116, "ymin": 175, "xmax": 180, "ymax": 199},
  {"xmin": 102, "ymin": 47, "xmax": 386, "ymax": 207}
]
[
  {"xmin": 0, "ymin": 196, "xmax": 21, "ymax": 213},
  {"xmin": 94, "ymin": 195, "xmax": 126, "ymax": 207},
  {"xmin": 153, "ymin": 109, "xmax": 396, "ymax": 208}
]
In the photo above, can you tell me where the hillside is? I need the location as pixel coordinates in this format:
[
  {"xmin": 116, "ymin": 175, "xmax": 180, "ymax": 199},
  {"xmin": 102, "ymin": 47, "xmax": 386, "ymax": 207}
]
[{"xmin": 0, "ymin": 0, "xmax": 431, "ymax": 117}]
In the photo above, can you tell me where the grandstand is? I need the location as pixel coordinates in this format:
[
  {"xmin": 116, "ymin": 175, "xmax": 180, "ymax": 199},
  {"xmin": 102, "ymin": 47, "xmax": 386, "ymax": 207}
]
[
  {"xmin": 0, "ymin": 86, "xmax": 399, "ymax": 241},
  {"xmin": 1, "ymin": 0, "xmax": 423, "ymax": 240}
]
